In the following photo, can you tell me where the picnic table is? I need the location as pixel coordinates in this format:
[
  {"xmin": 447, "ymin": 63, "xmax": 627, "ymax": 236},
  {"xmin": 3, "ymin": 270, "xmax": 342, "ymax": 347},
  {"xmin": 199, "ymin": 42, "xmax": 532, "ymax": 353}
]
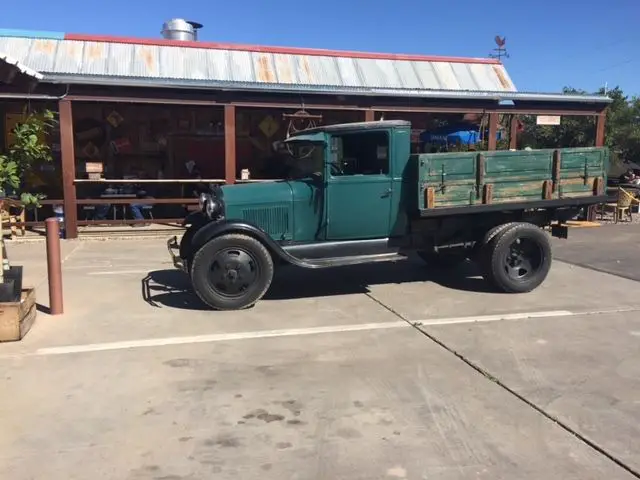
[{"xmin": 99, "ymin": 193, "xmax": 137, "ymax": 220}]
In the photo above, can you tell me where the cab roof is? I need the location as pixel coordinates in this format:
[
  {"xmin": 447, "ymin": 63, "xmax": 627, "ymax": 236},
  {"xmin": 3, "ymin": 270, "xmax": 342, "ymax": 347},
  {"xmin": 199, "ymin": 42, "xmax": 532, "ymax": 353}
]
[{"xmin": 293, "ymin": 120, "xmax": 411, "ymax": 137}]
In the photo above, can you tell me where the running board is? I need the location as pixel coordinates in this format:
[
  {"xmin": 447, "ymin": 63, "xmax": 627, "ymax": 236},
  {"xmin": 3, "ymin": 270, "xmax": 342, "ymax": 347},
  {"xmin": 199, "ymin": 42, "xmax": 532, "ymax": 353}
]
[{"xmin": 294, "ymin": 252, "xmax": 408, "ymax": 268}]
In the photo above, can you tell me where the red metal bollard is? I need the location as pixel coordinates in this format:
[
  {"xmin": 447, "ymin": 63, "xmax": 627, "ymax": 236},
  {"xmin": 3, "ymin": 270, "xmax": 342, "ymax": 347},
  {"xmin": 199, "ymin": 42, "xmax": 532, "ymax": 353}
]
[{"xmin": 45, "ymin": 217, "xmax": 64, "ymax": 315}]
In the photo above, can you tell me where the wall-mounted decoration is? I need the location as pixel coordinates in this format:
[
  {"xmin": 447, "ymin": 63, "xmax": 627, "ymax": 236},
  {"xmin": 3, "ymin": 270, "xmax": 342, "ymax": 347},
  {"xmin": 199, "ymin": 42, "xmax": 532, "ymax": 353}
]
[
  {"xmin": 81, "ymin": 142, "xmax": 100, "ymax": 158},
  {"xmin": 110, "ymin": 137, "xmax": 132, "ymax": 154},
  {"xmin": 259, "ymin": 115, "xmax": 279, "ymax": 138},
  {"xmin": 106, "ymin": 110, "xmax": 124, "ymax": 128}
]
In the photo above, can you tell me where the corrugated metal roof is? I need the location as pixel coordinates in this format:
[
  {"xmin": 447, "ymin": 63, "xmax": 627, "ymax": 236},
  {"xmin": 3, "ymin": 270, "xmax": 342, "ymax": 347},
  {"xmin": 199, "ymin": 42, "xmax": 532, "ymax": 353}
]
[
  {"xmin": 0, "ymin": 35, "xmax": 518, "ymax": 93},
  {"xmin": 0, "ymin": 50, "xmax": 43, "ymax": 80}
]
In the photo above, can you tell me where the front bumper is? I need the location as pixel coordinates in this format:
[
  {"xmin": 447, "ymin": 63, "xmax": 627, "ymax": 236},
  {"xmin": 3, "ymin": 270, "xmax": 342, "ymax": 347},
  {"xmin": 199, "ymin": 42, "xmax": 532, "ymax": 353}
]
[{"xmin": 167, "ymin": 235, "xmax": 186, "ymax": 272}]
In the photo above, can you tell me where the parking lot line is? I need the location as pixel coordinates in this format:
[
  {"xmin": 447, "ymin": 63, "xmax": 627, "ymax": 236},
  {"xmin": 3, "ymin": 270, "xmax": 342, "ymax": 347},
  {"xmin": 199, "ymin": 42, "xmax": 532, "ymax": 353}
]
[
  {"xmin": 87, "ymin": 269, "xmax": 156, "ymax": 275},
  {"xmin": 413, "ymin": 310, "xmax": 574, "ymax": 326},
  {"xmin": 33, "ymin": 321, "xmax": 410, "ymax": 355},
  {"xmin": 28, "ymin": 310, "xmax": 575, "ymax": 357}
]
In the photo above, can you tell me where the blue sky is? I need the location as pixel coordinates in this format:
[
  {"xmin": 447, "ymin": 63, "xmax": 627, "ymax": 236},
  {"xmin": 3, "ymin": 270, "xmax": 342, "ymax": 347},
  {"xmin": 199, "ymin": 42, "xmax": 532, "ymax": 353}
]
[{"xmin": 2, "ymin": 0, "xmax": 639, "ymax": 96}]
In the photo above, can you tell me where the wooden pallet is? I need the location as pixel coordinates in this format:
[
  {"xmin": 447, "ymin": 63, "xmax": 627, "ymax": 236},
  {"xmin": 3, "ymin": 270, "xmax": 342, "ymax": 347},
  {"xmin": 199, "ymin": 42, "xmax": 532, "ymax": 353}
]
[{"xmin": 0, "ymin": 288, "xmax": 36, "ymax": 342}]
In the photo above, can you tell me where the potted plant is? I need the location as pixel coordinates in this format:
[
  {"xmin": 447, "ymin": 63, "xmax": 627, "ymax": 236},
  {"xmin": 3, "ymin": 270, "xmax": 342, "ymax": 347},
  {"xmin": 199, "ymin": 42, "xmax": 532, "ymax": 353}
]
[{"xmin": 0, "ymin": 109, "xmax": 57, "ymax": 301}]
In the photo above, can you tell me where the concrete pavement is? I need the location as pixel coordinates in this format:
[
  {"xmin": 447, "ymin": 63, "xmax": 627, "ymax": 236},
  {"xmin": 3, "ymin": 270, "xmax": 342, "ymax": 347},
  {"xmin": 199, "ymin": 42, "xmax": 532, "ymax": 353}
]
[
  {"xmin": 0, "ymin": 229, "xmax": 639, "ymax": 479},
  {"xmin": 553, "ymin": 223, "xmax": 640, "ymax": 282}
]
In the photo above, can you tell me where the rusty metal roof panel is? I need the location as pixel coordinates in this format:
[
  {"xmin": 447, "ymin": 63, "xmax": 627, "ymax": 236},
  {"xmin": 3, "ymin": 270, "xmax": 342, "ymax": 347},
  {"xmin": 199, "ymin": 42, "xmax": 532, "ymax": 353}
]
[
  {"xmin": 0, "ymin": 35, "xmax": 523, "ymax": 95},
  {"xmin": 297, "ymin": 54, "xmax": 345, "ymax": 86},
  {"xmin": 79, "ymin": 41, "xmax": 110, "ymax": 75},
  {"xmin": 24, "ymin": 38, "xmax": 58, "ymax": 72},
  {"xmin": 468, "ymin": 62, "xmax": 500, "ymax": 91},
  {"xmin": 104, "ymin": 43, "xmax": 133, "ymax": 77},
  {"xmin": 53, "ymin": 39, "xmax": 84, "ymax": 74},
  {"xmin": 131, "ymin": 44, "xmax": 160, "ymax": 78},
  {"xmin": 271, "ymin": 53, "xmax": 298, "ymax": 84},
  {"xmin": 251, "ymin": 51, "xmax": 277, "ymax": 83},
  {"xmin": 491, "ymin": 64, "xmax": 516, "ymax": 91}
]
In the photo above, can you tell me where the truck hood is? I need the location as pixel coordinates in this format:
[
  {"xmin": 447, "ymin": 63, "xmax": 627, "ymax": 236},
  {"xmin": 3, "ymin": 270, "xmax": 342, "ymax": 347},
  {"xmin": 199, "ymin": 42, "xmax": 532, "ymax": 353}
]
[
  {"xmin": 219, "ymin": 181, "xmax": 295, "ymax": 241},
  {"xmin": 220, "ymin": 181, "xmax": 293, "ymax": 208}
]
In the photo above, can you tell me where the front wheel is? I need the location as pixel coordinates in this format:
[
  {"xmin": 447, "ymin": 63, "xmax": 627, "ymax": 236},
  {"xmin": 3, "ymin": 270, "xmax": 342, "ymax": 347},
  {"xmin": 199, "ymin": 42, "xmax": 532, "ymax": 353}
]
[
  {"xmin": 190, "ymin": 234, "xmax": 274, "ymax": 310},
  {"xmin": 481, "ymin": 223, "xmax": 552, "ymax": 293}
]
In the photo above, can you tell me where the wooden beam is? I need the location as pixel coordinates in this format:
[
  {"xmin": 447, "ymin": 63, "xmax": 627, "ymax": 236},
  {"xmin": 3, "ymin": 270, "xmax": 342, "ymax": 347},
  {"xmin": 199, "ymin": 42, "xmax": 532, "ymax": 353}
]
[
  {"xmin": 509, "ymin": 114, "xmax": 518, "ymax": 150},
  {"xmin": 224, "ymin": 104, "xmax": 237, "ymax": 184},
  {"xmin": 487, "ymin": 112, "xmax": 498, "ymax": 150},
  {"xmin": 365, "ymin": 109, "xmax": 375, "ymax": 122},
  {"xmin": 58, "ymin": 99, "xmax": 78, "ymax": 239},
  {"xmin": 63, "ymin": 94, "xmax": 605, "ymax": 116},
  {"xmin": 595, "ymin": 111, "xmax": 607, "ymax": 147}
]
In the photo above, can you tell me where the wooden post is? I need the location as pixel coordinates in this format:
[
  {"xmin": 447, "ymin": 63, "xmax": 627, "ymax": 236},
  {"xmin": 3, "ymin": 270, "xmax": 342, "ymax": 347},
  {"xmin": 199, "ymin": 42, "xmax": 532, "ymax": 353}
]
[
  {"xmin": 224, "ymin": 105, "xmax": 236, "ymax": 184},
  {"xmin": 58, "ymin": 99, "xmax": 78, "ymax": 239},
  {"xmin": 45, "ymin": 218, "xmax": 63, "ymax": 315},
  {"xmin": 0, "ymin": 199, "xmax": 4, "ymax": 284},
  {"xmin": 487, "ymin": 112, "xmax": 498, "ymax": 151},
  {"xmin": 595, "ymin": 111, "xmax": 606, "ymax": 147},
  {"xmin": 365, "ymin": 109, "xmax": 375, "ymax": 122},
  {"xmin": 509, "ymin": 114, "xmax": 518, "ymax": 150}
]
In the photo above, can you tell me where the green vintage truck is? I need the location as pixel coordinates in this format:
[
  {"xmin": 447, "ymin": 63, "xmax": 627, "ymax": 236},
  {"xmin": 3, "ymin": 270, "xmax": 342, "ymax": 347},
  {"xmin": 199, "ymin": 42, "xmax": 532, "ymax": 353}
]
[{"xmin": 167, "ymin": 120, "xmax": 608, "ymax": 310}]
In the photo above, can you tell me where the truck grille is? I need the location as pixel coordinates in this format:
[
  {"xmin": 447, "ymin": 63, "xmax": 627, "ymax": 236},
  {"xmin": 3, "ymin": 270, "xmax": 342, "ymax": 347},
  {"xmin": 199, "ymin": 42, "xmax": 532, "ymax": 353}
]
[{"xmin": 242, "ymin": 206, "xmax": 290, "ymax": 239}]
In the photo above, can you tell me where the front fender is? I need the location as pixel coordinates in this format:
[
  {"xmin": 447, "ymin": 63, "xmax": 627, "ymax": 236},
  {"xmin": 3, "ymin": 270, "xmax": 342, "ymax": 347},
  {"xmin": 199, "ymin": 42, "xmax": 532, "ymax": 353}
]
[
  {"xmin": 182, "ymin": 211, "xmax": 207, "ymax": 227},
  {"xmin": 185, "ymin": 219, "xmax": 304, "ymax": 266}
]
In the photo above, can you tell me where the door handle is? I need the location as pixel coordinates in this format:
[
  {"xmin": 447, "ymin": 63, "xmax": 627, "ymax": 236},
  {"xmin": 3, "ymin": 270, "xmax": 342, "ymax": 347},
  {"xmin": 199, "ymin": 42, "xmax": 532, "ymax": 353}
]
[{"xmin": 381, "ymin": 188, "xmax": 392, "ymax": 198}]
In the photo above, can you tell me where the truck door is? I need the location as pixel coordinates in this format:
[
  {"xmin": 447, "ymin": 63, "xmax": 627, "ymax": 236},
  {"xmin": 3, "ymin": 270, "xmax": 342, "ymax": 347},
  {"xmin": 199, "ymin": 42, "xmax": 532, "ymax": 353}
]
[{"xmin": 325, "ymin": 129, "xmax": 393, "ymax": 240}]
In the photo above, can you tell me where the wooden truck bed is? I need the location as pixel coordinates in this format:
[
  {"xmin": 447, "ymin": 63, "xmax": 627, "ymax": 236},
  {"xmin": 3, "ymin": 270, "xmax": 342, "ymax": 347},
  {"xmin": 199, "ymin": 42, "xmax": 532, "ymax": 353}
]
[{"xmin": 417, "ymin": 147, "xmax": 609, "ymax": 215}]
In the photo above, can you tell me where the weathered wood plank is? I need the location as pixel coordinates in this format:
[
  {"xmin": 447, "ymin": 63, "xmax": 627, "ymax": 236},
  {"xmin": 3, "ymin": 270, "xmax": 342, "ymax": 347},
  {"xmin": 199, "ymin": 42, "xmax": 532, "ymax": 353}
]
[
  {"xmin": 417, "ymin": 146, "xmax": 609, "ymax": 211},
  {"xmin": 0, "ymin": 288, "xmax": 37, "ymax": 342}
]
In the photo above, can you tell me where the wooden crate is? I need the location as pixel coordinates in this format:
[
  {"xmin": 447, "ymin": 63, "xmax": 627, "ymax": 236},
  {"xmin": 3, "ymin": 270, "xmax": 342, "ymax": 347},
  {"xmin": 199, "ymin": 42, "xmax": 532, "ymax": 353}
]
[{"xmin": 0, "ymin": 288, "xmax": 36, "ymax": 342}]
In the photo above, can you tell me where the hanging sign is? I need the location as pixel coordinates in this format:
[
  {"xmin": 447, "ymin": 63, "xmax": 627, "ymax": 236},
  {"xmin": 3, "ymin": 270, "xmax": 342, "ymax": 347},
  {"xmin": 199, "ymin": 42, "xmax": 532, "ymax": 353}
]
[{"xmin": 536, "ymin": 115, "xmax": 561, "ymax": 125}]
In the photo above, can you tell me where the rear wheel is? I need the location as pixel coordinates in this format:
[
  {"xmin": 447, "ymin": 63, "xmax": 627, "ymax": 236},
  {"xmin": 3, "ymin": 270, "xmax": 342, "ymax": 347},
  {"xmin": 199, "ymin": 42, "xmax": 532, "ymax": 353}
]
[
  {"xmin": 190, "ymin": 233, "xmax": 274, "ymax": 310},
  {"xmin": 480, "ymin": 223, "xmax": 552, "ymax": 293}
]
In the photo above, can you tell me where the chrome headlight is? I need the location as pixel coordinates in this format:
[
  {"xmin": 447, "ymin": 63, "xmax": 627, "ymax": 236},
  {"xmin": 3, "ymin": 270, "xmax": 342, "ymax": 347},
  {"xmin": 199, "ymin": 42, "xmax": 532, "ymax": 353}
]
[
  {"xmin": 205, "ymin": 196, "xmax": 223, "ymax": 219},
  {"xmin": 198, "ymin": 192, "xmax": 208, "ymax": 211}
]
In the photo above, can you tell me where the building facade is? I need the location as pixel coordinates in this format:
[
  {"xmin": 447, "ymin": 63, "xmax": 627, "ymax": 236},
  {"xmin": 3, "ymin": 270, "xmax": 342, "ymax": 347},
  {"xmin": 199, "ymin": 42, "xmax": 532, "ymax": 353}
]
[{"xmin": 0, "ymin": 23, "xmax": 611, "ymax": 238}]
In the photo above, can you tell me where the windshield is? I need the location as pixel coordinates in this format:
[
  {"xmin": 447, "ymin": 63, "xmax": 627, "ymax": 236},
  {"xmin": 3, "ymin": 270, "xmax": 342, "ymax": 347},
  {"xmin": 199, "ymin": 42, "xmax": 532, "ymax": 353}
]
[{"xmin": 284, "ymin": 141, "xmax": 325, "ymax": 180}]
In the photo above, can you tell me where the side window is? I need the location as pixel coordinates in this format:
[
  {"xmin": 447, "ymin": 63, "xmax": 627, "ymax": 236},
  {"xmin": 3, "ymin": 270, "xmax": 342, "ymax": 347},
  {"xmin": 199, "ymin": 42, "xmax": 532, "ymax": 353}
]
[{"xmin": 330, "ymin": 131, "xmax": 390, "ymax": 176}]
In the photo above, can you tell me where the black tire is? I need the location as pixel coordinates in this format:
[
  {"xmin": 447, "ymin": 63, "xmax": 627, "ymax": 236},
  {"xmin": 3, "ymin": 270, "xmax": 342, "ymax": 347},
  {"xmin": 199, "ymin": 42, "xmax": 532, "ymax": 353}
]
[
  {"xmin": 190, "ymin": 233, "xmax": 274, "ymax": 310},
  {"xmin": 475, "ymin": 221, "xmax": 522, "ymax": 283},
  {"xmin": 179, "ymin": 226, "xmax": 198, "ymax": 274},
  {"xmin": 481, "ymin": 223, "xmax": 552, "ymax": 293},
  {"xmin": 416, "ymin": 250, "xmax": 467, "ymax": 268}
]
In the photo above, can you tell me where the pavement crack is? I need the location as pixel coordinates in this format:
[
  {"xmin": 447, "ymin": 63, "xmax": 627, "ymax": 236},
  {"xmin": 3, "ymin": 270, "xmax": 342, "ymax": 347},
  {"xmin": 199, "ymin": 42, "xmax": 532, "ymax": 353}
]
[{"xmin": 364, "ymin": 291, "xmax": 640, "ymax": 479}]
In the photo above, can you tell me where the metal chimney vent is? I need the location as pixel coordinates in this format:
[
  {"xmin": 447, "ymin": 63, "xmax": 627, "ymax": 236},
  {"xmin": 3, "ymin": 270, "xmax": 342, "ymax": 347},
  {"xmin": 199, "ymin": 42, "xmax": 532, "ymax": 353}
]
[{"xmin": 161, "ymin": 19, "xmax": 203, "ymax": 41}]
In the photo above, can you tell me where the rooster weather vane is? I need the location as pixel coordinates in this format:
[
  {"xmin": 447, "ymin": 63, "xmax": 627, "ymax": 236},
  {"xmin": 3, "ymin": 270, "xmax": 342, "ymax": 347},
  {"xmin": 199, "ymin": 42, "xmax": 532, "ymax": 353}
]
[{"xmin": 489, "ymin": 36, "xmax": 509, "ymax": 61}]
